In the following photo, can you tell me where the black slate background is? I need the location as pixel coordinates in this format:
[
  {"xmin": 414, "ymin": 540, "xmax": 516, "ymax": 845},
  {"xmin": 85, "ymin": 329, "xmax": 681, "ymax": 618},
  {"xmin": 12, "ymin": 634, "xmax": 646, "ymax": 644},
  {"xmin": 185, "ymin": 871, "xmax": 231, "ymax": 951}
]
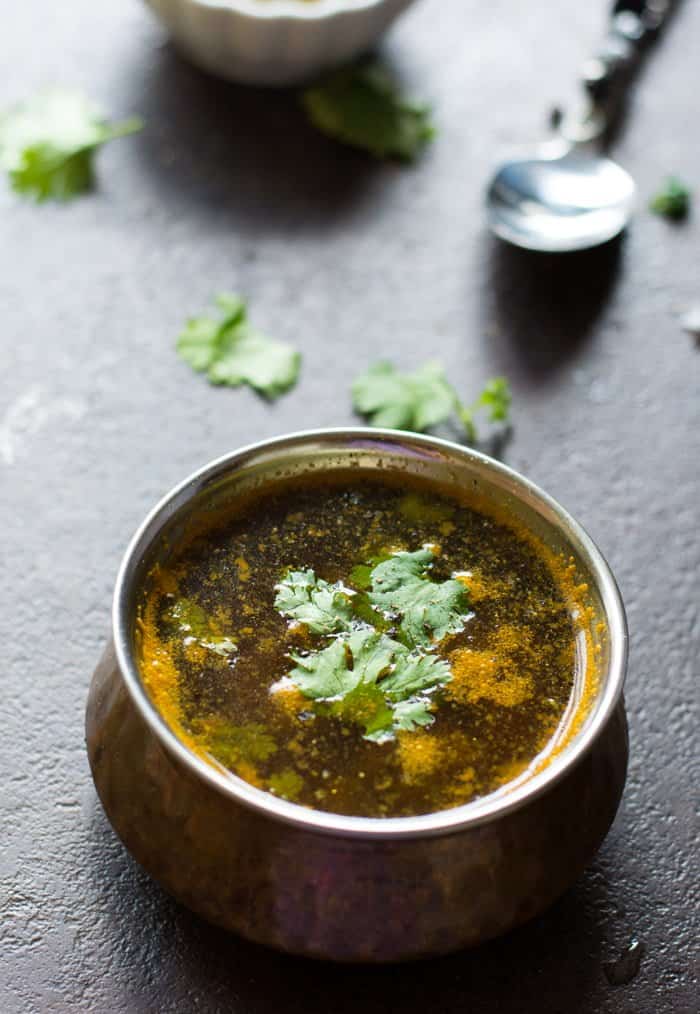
[{"xmin": 1, "ymin": 1, "xmax": 698, "ymax": 1011}]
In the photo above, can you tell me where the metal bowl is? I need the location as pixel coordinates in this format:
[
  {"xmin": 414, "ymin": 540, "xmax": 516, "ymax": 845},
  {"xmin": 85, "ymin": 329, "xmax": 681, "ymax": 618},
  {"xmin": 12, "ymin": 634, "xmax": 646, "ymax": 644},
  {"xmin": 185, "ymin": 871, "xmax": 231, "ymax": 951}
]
[{"xmin": 86, "ymin": 429, "xmax": 628, "ymax": 961}]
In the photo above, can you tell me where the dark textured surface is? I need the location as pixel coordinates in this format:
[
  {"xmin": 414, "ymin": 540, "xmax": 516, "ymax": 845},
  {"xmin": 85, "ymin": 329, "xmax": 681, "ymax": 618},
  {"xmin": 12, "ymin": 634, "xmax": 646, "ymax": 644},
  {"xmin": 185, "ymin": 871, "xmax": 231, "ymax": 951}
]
[{"xmin": 1, "ymin": 1, "xmax": 698, "ymax": 1011}]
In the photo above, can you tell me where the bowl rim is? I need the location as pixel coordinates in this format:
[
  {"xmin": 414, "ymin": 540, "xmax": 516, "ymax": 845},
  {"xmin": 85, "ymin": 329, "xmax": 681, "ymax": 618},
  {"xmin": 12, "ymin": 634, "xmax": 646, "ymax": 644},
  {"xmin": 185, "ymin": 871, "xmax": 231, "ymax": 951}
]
[
  {"xmin": 154, "ymin": 0, "xmax": 411, "ymax": 23},
  {"xmin": 112, "ymin": 427, "xmax": 628, "ymax": 840}
]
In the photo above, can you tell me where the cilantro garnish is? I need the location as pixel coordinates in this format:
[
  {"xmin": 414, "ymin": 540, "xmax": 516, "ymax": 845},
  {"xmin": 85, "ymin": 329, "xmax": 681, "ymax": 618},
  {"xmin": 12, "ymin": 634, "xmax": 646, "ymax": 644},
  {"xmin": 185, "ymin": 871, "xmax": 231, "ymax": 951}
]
[
  {"xmin": 275, "ymin": 569, "xmax": 354, "ymax": 635},
  {"xmin": 365, "ymin": 697, "xmax": 436, "ymax": 742},
  {"xmin": 169, "ymin": 598, "xmax": 237, "ymax": 657},
  {"xmin": 289, "ymin": 628, "xmax": 450, "ymax": 743},
  {"xmin": 177, "ymin": 293, "xmax": 301, "ymax": 399},
  {"xmin": 301, "ymin": 63, "xmax": 435, "ymax": 162},
  {"xmin": 352, "ymin": 360, "xmax": 512, "ymax": 444},
  {"xmin": 275, "ymin": 548, "xmax": 468, "ymax": 743},
  {"xmin": 289, "ymin": 628, "xmax": 400, "ymax": 701},
  {"xmin": 0, "ymin": 89, "xmax": 142, "ymax": 202},
  {"xmin": 367, "ymin": 548, "xmax": 471, "ymax": 649},
  {"xmin": 649, "ymin": 176, "xmax": 691, "ymax": 220},
  {"xmin": 378, "ymin": 650, "xmax": 452, "ymax": 701}
]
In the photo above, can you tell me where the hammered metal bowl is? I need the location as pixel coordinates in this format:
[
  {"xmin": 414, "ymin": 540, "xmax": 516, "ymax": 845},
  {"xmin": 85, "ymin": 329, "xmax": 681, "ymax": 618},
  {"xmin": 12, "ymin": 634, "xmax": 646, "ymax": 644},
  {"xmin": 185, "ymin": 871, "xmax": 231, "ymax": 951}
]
[{"xmin": 86, "ymin": 429, "xmax": 628, "ymax": 961}]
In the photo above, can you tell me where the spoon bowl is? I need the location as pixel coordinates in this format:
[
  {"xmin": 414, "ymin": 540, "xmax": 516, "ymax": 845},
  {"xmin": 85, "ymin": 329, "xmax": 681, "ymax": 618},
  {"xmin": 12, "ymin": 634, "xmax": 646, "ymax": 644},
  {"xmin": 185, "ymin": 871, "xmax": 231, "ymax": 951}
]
[{"xmin": 487, "ymin": 145, "xmax": 636, "ymax": 253}]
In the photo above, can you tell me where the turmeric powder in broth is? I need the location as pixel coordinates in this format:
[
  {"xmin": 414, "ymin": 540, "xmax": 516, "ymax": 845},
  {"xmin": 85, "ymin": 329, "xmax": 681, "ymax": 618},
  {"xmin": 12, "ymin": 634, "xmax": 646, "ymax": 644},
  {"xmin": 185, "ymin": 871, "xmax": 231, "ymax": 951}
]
[{"xmin": 136, "ymin": 472, "xmax": 588, "ymax": 818}]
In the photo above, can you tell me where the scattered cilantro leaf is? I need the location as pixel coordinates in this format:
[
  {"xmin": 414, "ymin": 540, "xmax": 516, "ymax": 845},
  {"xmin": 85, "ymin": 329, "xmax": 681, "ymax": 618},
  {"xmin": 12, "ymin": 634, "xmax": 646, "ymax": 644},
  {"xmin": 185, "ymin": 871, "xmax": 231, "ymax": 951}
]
[
  {"xmin": 202, "ymin": 721, "xmax": 277, "ymax": 767},
  {"xmin": 0, "ymin": 89, "xmax": 142, "ymax": 202},
  {"xmin": 649, "ymin": 176, "xmax": 691, "ymax": 220},
  {"xmin": 268, "ymin": 769, "xmax": 304, "ymax": 801},
  {"xmin": 352, "ymin": 360, "xmax": 512, "ymax": 445},
  {"xmin": 301, "ymin": 62, "xmax": 435, "ymax": 162},
  {"xmin": 275, "ymin": 569, "xmax": 354, "ymax": 634},
  {"xmin": 351, "ymin": 361, "xmax": 455, "ymax": 431},
  {"xmin": 457, "ymin": 377, "xmax": 512, "ymax": 442},
  {"xmin": 474, "ymin": 376, "xmax": 512, "ymax": 423},
  {"xmin": 177, "ymin": 292, "xmax": 301, "ymax": 399},
  {"xmin": 368, "ymin": 548, "xmax": 471, "ymax": 649},
  {"xmin": 169, "ymin": 598, "xmax": 237, "ymax": 657},
  {"xmin": 177, "ymin": 294, "xmax": 245, "ymax": 371}
]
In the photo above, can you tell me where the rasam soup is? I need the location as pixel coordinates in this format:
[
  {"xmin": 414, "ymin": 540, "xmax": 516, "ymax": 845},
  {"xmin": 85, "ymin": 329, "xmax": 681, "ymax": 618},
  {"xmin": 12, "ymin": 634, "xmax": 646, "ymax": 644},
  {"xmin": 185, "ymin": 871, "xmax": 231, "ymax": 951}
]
[{"xmin": 136, "ymin": 473, "xmax": 595, "ymax": 818}]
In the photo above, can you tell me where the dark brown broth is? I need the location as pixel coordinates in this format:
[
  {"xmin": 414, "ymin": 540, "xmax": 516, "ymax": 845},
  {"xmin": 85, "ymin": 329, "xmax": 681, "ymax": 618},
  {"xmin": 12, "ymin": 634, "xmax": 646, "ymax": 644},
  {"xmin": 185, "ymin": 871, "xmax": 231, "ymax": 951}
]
[{"xmin": 137, "ymin": 475, "xmax": 579, "ymax": 818}]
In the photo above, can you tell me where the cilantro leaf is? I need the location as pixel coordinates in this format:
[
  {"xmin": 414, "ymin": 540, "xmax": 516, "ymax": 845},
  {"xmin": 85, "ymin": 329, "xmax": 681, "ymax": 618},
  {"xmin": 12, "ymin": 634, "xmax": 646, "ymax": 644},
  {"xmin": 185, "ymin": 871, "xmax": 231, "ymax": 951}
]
[
  {"xmin": 649, "ymin": 176, "xmax": 691, "ymax": 220},
  {"xmin": 369, "ymin": 546, "xmax": 434, "ymax": 587},
  {"xmin": 169, "ymin": 598, "xmax": 237, "ymax": 657},
  {"xmin": 177, "ymin": 292, "xmax": 301, "ymax": 399},
  {"xmin": 352, "ymin": 360, "xmax": 512, "ymax": 445},
  {"xmin": 474, "ymin": 377, "xmax": 512, "ymax": 423},
  {"xmin": 0, "ymin": 89, "xmax": 142, "ymax": 202},
  {"xmin": 275, "ymin": 569, "xmax": 354, "ymax": 634},
  {"xmin": 289, "ymin": 628, "xmax": 396, "ymax": 701},
  {"xmin": 289, "ymin": 628, "xmax": 447, "ymax": 743},
  {"xmin": 391, "ymin": 698, "xmax": 436, "ymax": 732},
  {"xmin": 364, "ymin": 697, "xmax": 436, "ymax": 742},
  {"xmin": 325, "ymin": 682, "xmax": 395, "ymax": 739},
  {"xmin": 289, "ymin": 638, "xmax": 353, "ymax": 700},
  {"xmin": 457, "ymin": 376, "xmax": 512, "ymax": 442},
  {"xmin": 379, "ymin": 651, "xmax": 451, "ymax": 700},
  {"xmin": 177, "ymin": 294, "xmax": 245, "ymax": 371},
  {"xmin": 351, "ymin": 361, "xmax": 455, "ymax": 431},
  {"xmin": 301, "ymin": 63, "xmax": 435, "ymax": 162},
  {"xmin": 368, "ymin": 548, "xmax": 471, "ymax": 648}
]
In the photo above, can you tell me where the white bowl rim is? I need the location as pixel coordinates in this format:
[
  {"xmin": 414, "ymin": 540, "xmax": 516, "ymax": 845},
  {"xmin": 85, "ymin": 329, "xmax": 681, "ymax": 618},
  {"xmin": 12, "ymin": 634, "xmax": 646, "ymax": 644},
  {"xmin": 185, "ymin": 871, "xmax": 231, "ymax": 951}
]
[
  {"xmin": 162, "ymin": 0, "xmax": 407, "ymax": 23},
  {"xmin": 113, "ymin": 427, "xmax": 628, "ymax": 841}
]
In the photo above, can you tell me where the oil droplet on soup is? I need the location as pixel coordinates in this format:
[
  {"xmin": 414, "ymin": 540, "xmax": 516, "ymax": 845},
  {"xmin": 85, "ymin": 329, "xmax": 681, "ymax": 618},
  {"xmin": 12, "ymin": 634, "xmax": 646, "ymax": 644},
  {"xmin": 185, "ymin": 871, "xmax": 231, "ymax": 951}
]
[{"xmin": 136, "ymin": 474, "xmax": 590, "ymax": 818}]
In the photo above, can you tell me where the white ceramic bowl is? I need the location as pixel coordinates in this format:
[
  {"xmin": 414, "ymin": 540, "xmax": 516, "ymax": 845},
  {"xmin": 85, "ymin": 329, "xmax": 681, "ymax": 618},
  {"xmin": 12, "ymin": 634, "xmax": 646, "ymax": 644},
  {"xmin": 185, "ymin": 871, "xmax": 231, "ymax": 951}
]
[{"xmin": 143, "ymin": 0, "xmax": 418, "ymax": 86}]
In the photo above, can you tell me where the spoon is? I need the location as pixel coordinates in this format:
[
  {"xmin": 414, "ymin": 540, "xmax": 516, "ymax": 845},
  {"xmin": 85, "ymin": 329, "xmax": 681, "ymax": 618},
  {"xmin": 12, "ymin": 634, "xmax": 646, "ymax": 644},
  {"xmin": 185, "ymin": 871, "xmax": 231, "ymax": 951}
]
[{"xmin": 486, "ymin": 1, "xmax": 677, "ymax": 252}]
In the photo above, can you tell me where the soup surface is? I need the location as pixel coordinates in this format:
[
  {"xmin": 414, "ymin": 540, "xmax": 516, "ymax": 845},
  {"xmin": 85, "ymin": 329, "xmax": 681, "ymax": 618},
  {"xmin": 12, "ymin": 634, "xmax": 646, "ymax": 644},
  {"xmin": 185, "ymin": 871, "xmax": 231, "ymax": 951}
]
[{"xmin": 136, "ymin": 473, "xmax": 589, "ymax": 818}]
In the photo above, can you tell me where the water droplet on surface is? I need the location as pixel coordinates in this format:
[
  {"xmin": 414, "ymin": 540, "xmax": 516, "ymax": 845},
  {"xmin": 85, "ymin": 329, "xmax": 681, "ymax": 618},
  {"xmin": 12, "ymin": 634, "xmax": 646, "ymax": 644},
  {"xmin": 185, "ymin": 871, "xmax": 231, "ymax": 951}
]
[{"xmin": 604, "ymin": 938, "xmax": 644, "ymax": 987}]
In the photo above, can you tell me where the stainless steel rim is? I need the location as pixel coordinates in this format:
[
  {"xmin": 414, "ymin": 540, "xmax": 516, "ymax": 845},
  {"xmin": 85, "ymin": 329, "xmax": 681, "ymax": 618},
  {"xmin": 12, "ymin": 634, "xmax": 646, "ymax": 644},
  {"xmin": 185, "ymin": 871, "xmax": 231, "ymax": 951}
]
[{"xmin": 112, "ymin": 428, "xmax": 628, "ymax": 840}]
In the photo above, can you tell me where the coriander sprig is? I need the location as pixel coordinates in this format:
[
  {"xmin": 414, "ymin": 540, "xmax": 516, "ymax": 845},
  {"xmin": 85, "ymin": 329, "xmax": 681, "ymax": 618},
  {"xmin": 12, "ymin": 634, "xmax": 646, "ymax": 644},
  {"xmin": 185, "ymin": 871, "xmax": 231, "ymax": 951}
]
[
  {"xmin": 275, "ymin": 547, "xmax": 469, "ymax": 742},
  {"xmin": 301, "ymin": 62, "xmax": 435, "ymax": 162},
  {"xmin": 352, "ymin": 360, "xmax": 512, "ymax": 444},
  {"xmin": 455, "ymin": 377, "xmax": 512, "ymax": 443},
  {"xmin": 176, "ymin": 292, "xmax": 301, "ymax": 400},
  {"xmin": 0, "ymin": 89, "xmax": 142, "ymax": 202}
]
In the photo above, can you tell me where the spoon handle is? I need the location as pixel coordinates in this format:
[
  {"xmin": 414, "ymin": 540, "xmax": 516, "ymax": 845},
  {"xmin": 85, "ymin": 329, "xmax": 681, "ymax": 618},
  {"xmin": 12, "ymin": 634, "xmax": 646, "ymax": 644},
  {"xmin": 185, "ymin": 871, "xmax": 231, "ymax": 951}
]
[{"xmin": 566, "ymin": 0, "xmax": 678, "ymax": 141}]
